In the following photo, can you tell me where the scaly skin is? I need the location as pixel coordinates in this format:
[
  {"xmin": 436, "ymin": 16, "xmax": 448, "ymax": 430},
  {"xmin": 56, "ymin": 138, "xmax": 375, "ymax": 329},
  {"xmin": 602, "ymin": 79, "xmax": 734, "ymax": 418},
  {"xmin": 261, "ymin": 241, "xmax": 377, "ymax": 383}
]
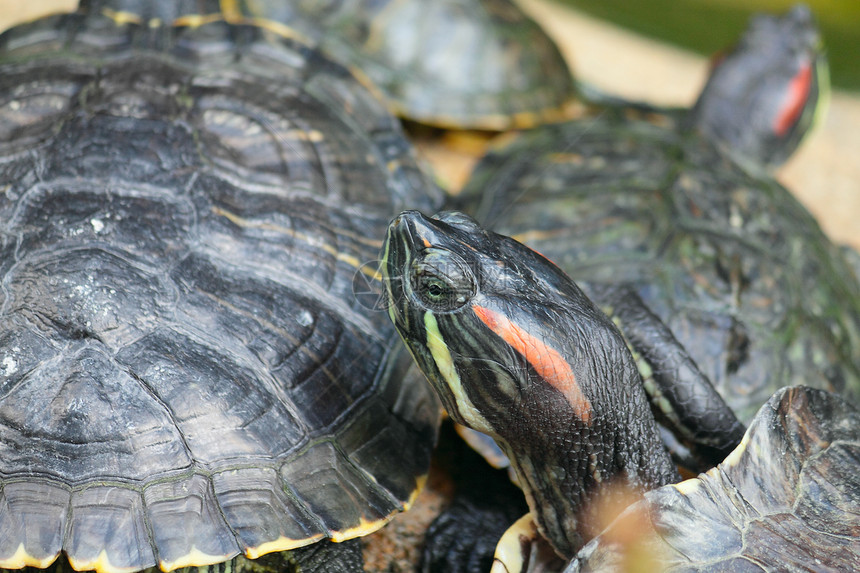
[{"xmin": 381, "ymin": 210, "xmax": 680, "ymax": 557}]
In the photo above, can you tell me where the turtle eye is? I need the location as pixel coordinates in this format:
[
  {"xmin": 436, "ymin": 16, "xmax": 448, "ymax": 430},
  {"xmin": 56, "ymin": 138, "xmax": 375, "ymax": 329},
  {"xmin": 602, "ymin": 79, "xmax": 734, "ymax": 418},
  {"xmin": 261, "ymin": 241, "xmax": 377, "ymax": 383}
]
[{"xmin": 410, "ymin": 250, "xmax": 475, "ymax": 312}]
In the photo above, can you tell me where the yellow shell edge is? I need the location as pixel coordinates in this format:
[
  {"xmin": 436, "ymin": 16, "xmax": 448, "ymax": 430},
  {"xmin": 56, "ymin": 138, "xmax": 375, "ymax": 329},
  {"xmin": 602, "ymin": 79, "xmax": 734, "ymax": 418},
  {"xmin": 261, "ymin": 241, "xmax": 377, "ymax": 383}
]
[
  {"xmin": 0, "ymin": 543, "xmax": 60, "ymax": 570},
  {"xmin": 159, "ymin": 547, "xmax": 236, "ymax": 572},
  {"xmin": 68, "ymin": 549, "xmax": 142, "ymax": 573}
]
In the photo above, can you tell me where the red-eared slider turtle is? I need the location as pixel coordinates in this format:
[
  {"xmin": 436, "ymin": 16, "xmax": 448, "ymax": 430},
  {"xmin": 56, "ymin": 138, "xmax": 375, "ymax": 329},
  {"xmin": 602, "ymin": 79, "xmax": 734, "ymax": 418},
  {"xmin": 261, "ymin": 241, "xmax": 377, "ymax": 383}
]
[
  {"xmin": 379, "ymin": 210, "xmax": 860, "ymax": 571},
  {"xmin": 231, "ymin": 0, "xmax": 579, "ymax": 129},
  {"xmin": 97, "ymin": 0, "xmax": 577, "ymax": 130},
  {"xmin": 456, "ymin": 5, "xmax": 860, "ymax": 423},
  {"xmin": 0, "ymin": 2, "xmax": 443, "ymax": 572}
]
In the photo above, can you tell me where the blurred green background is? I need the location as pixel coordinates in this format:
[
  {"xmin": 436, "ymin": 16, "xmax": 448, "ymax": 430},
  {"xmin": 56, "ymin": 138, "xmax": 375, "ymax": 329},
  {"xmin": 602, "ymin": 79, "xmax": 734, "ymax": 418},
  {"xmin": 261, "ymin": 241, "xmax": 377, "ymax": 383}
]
[{"xmin": 557, "ymin": 0, "xmax": 860, "ymax": 91}]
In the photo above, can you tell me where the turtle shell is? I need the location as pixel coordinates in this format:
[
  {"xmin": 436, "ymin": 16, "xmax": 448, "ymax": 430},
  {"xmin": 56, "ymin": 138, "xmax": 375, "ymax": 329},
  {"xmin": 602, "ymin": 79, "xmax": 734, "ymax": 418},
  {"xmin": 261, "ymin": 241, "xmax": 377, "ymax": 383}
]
[
  {"xmin": 459, "ymin": 113, "xmax": 860, "ymax": 422},
  {"xmin": 569, "ymin": 385, "xmax": 860, "ymax": 571},
  {"xmin": 221, "ymin": 0, "xmax": 578, "ymax": 129},
  {"xmin": 0, "ymin": 7, "xmax": 442, "ymax": 573}
]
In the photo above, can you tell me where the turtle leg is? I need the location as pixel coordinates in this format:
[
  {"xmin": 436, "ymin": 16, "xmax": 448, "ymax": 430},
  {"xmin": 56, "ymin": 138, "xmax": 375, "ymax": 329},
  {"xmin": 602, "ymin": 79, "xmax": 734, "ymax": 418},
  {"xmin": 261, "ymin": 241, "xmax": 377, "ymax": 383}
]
[
  {"xmin": 590, "ymin": 284, "xmax": 747, "ymax": 471},
  {"xmin": 491, "ymin": 513, "xmax": 564, "ymax": 573},
  {"xmin": 421, "ymin": 423, "xmax": 528, "ymax": 573},
  {"xmin": 224, "ymin": 541, "xmax": 364, "ymax": 573},
  {"xmin": 286, "ymin": 539, "xmax": 363, "ymax": 573}
]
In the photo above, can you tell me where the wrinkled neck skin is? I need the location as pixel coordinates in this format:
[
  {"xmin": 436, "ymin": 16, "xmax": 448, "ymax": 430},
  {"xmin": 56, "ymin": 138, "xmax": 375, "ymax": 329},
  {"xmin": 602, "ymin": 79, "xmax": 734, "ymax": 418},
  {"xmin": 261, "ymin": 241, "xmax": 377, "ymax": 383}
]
[
  {"xmin": 464, "ymin": 315, "xmax": 679, "ymax": 559},
  {"xmin": 382, "ymin": 210, "xmax": 679, "ymax": 559}
]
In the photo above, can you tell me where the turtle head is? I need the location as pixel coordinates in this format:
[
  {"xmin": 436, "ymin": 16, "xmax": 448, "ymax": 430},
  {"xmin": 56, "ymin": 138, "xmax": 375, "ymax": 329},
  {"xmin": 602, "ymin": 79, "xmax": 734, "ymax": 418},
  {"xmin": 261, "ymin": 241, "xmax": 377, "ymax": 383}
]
[
  {"xmin": 380, "ymin": 210, "xmax": 676, "ymax": 557},
  {"xmin": 380, "ymin": 209, "xmax": 603, "ymax": 436},
  {"xmin": 688, "ymin": 4, "xmax": 827, "ymax": 169}
]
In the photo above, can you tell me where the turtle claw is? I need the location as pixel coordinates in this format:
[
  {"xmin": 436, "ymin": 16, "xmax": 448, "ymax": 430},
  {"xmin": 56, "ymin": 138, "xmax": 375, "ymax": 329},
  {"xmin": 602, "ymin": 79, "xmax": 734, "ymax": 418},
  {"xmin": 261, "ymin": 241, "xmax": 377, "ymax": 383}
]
[
  {"xmin": 492, "ymin": 513, "xmax": 535, "ymax": 573},
  {"xmin": 420, "ymin": 471, "xmax": 527, "ymax": 573},
  {"xmin": 420, "ymin": 424, "xmax": 528, "ymax": 573},
  {"xmin": 493, "ymin": 514, "xmax": 565, "ymax": 573},
  {"xmin": 288, "ymin": 539, "xmax": 363, "ymax": 573}
]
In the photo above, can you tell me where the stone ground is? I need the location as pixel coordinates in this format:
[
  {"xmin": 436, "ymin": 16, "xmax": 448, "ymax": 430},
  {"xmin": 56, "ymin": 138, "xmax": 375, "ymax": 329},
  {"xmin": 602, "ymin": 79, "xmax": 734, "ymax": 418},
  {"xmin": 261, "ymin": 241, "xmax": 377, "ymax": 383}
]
[{"xmin": 1, "ymin": 1, "xmax": 858, "ymax": 571}]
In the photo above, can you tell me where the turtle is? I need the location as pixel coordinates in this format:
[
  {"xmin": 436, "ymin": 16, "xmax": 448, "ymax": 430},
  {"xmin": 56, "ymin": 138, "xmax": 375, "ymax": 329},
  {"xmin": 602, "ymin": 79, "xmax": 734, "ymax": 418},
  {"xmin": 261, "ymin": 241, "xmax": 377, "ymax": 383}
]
[
  {"xmin": 214, "ymin": 0, "xmax": 583, "ymax": 194},
  {"xmin": 91, "ymin": 0, "xmax": 578, "ymax": 131},
  {"xmin": 455, "ymin": 4, "xmax": 860, "ymax": 424},
  {"xmin": 415, "ymin": 13, "xmax": 857, "ymax": 562},
  {"xmin": 379, "ymin": 209, "xmax": 860, "ymax": 571},
  {"xmin": 236, "ymin": 0, "xmax": 580, "ymax": 130},
  {"xmin": 0, "ymin": 2, "xmax": 445, "ymax": 572}
]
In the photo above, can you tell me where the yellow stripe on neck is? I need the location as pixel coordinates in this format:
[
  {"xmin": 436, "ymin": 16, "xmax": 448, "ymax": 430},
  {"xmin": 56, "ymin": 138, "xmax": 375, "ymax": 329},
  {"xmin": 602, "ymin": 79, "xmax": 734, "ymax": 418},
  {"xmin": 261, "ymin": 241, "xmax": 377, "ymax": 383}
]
[{"xmin": 423, "ymin": 312, "xmax": 493, "ymax": 434}]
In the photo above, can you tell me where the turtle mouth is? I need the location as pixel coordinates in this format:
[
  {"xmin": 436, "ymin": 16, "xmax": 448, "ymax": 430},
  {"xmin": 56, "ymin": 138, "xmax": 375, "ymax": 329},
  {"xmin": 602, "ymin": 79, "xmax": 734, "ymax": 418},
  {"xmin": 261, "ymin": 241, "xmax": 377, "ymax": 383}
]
[{"xmin": 380, "ymin": 211, "xmax": 423, "ymax": 327}]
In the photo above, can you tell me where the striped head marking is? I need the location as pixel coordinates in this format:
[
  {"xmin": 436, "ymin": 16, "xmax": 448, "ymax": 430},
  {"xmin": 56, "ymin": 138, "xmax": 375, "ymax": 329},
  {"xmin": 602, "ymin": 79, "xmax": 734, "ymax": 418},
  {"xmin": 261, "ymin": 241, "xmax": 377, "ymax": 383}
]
[
  {"xmin": 379, "ymin": 210, "xmax": 596, "ymax": 434},
  {"xmin": 471, "ymin": 303, "xmax": 591, "ymax": 423},
  {"xmin": 380, "ymin": 210, "xmax": 488, "ymax": 431},
  {"xmin": 690, "ymin": 4, "xmax": 827, "ymax": 168}
]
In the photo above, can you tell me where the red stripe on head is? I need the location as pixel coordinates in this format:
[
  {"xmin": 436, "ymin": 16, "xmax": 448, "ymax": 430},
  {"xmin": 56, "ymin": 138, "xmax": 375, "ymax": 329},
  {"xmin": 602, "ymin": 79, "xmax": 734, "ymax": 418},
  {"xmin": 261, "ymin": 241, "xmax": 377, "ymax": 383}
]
[
  {"xmin": 773, "ymin": 62, "xmax": 812, "ymax": 137},
  {"xmin": 472, "ymin": 304, "xmax": 593, "ymax": 424}
]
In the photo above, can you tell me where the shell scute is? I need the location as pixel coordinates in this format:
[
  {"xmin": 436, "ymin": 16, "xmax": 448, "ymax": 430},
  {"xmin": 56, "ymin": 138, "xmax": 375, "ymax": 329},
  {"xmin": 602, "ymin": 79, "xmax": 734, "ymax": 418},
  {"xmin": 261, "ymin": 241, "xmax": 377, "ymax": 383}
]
[
  {"xmin": 278, "ymin": 441, "xmax": 400, "ymax": 538},
  {"xmin": 114, "ymin": 330, "xmax": 308, "ymax": 463},
  {"xmin": 0, "ymin": 480, "xmax": 68, "ymax": 569},
  {"xmin": 65, "ymin": 486, "xmax": 153, "ymax": 573},
  {"xmin": 463, "ymin": 116, "xmax": 860, "ymax": 422},
  {"xmin": 574, "ymin": 387, "xmax": 860, "ymax": 571},
  {"xmin": 0, "ymin": 345, "xmax": 193, "ymax": 482},
  {"xmin": 143, "ymin": 474, "xmax": 240, "ymax": 569},
  {"xmin": 210, "ymin": 467, "xmax": 326, "ymax": 555}
]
